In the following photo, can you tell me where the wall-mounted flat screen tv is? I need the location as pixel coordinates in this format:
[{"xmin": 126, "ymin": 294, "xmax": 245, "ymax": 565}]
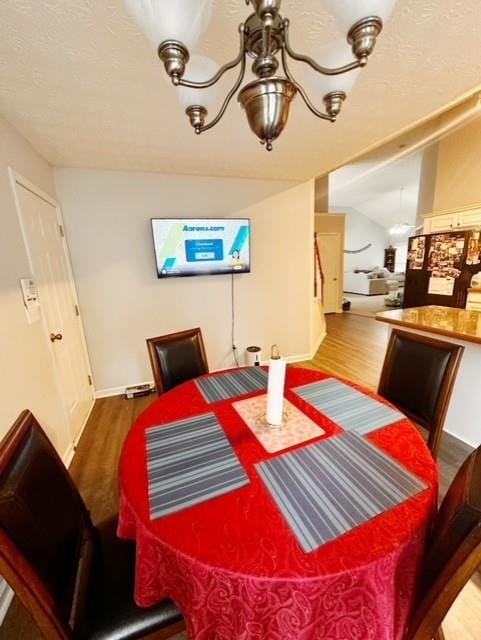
[{"xmin": 151, "ymin": 218, "xmax": 251, "ymax": 278}]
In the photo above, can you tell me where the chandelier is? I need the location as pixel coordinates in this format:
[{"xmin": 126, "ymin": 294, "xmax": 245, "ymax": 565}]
[
  {"xmin": 126, "ymin": 0, "xmax": 397, "ymax": 151},
  {"xmin": 389, "ymin": 223, "xmax": 414, "ymax": 236},
  {"xmin": 389, "ymin": 188, "xmax": 414, "ymax": 235}
]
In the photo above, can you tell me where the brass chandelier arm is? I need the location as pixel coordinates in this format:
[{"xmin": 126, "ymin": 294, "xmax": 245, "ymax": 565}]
[
  {"xmin": 177, "ymin": 26, "xmax": 246, "ymax": 90},
  {"xmin": 196, "ymin": 47, "xmax": 247, "ymax": 133},
  {"xmin": 282, "ymin": 19, "xmax": 362, "ymax": 75},
  {"xmin": 280, "ymin": 46, "xmax": 333, "ymax": 122}
]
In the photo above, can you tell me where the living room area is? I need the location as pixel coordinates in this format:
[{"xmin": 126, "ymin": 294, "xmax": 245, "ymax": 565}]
[
  {"xmin": 343, "ymin": 266, "xmax": 406, "ymax": 317},
  {"xmin": 316, "ymin": 95, "xmax": 481, "ymax": 317}
]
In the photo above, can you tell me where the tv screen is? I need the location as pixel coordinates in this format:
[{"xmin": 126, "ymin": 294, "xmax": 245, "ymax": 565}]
[{"xmin": 151, "ymin": 218, "xmax": 251, "ymax": 278}]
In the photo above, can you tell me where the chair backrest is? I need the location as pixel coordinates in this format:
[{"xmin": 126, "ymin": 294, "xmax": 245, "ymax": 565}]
[
  {"xmin": 378, "ymin": 329, "xmax": 463, "ymax": 457},
  {"xmin": 146, "ymin": 327, "xmax": 209, "ymax": 395},
  {"xmin": 0, "ymin": 410, "xmax": 95, "ymax": 640},
  {"xmin": 406, "ymin": 445, "xmax": 481, "ymax": 640}
]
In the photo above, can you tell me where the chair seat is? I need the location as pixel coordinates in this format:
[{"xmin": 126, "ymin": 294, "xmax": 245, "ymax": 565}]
[{"xmin": 81, "ymin": 516, "xmax": 182, "ymax": 640}]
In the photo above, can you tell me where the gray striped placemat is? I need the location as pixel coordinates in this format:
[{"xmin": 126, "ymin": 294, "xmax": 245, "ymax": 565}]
[
  {"xmin": 256, "ymin": 431, "xmax": 427, "ymax": 553},
  {"xmin": 195, "ymin": 367, "xmax": 268, "ymax": 403},
  {"xmin": 293, "ymin": 378, "xmax": 404, "ymax": 435},
  {"xmin": 146, "ymin": 412, "xmax": 249, "ymax": 519}
]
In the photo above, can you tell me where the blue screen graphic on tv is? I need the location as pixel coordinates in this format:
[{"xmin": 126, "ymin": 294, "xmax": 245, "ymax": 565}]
[{"xmin": 151, "ymin": 218, "xmax": 251, "ymax": 278}]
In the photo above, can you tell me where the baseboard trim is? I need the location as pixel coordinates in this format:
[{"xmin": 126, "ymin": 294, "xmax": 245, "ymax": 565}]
[
  {"xmin": 94, "ymin": 350, "xmax": 321, "ymax": 398},
  {"xmin": 285, "ymin": 352, "xmax": 314, "ymax": 364},
  {"xmin": 73, "ymin": 401, "xmax": 95, "ymax": 450},
  {"xmin": 445, "ymin": 427, "xmax": 477, "ymax": 450},
  {"xmin": 95, "ymin": 385, "xmax": 126, "ymax": 398},
  {"xmin": 63, "ymin": 442, "xmax": 76, "ymax": 468},
  {"xmin": 95, "ymin": 381, "xmax": 155, "ymax": 399},
  {"xmin": 61, "ymin": 399, "xmax": 96, "ymax": 467},
  {"xmin": 0, "ymin": 582, "xmax": 14, "ymax": 627},
  {"xmin": 309, "ymin": 331, "xmax": 327, "ymax": 360}
]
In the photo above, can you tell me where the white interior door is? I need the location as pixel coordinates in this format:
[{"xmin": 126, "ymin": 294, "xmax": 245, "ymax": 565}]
[
  {"xmin": 14, "ymin": 180, "xmax": 94, "ymax": 442},
  {"xmin": 316, "ymin": 233, "xmax": 341, "ymax": 314}
]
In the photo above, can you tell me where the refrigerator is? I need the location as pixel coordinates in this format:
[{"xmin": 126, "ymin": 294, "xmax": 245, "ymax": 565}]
[{"xmin": 403, "ymin": 229, "xmax": 481, "ymax": 309}]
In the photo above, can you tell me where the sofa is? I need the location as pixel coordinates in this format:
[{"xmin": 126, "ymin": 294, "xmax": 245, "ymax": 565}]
[
  {"xmin": 344, "ymin": 268, "xmax": 405, "ymax": 296},
  {"xmin": 386, "ymin": 271, "xmax": 405, "ymax": 289},
  {"xmin": 344, "ymin": 270, "xmax": 389, "ymax": 295}
]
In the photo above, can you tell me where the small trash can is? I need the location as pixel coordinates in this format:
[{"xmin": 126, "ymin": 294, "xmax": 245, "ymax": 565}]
[{"xmin": 246, "ymin": 345, "xmax": 261, "ymax": 366}]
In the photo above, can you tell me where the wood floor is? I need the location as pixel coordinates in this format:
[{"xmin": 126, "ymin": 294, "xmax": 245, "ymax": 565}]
[
  {"xmin": 1, "ymin": 313, "xmax": 479, "ymax": 639},
  {"xmin": 297, "ymin": 312, "xmax": 390, "ymax": 390}
]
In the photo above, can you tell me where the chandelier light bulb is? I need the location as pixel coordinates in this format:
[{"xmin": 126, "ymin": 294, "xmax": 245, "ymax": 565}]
[
  {"xmin": 324, "ymin": 0, "xmax": 397, "ymax": 33},
  {"xmin": 125, "ymin": 0, "xmax": 213, "ymax": 51},
  {"xmin": 177, "ymin": 56, "xmax": 220, "ymax": 110},
  {"xmin": 389, "ymin": 222, "xmax": 413, "ymax": 236},
  {"xmin": 303, "ymin": 41, "xmax": 361, "ymax": 97}
]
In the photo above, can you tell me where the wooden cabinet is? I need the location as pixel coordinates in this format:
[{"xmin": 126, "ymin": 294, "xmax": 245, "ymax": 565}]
[
  {"xmin": 466, "ymin": 289, "xmax": 481, "ymax": 312},
  {"xmin": 424, "ymin": 212, "xmax": 458, "ymax": 233},
  {"xmin": 423, "ymin": 205, "xmax": 481, "ymax": 233},
  {"xmin": 384, "ymin": 246, "xmax": 396, "ymax": 272},
  {"xmin": 458, "ymin": 209, "xmax": 481, "ymax": 228}
]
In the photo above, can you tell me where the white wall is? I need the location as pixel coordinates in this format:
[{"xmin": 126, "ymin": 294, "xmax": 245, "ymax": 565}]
[
  {"xmin": 54, "ymin": 169, "xmax": 309, "ymax": 394},
  {"xmin": 330, "ymin": 208, "xmax": 388, "ymax": 273},
  {"xmin": 234, "ymin": 181, "xmax": 320, "ymax": 363},
  {"xmin": 0, "ymin": 116, "xmax": 72, "ymax": 455}
]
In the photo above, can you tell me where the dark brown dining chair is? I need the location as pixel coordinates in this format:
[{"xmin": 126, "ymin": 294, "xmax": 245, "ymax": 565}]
[
  {"xmin": 0, "ymin": 410, "xmax": 183, "ymax": 640},
  {"xmin": 378, "ymin": 329, "xmax": 464, "ymax": 458},
  {"xmin": 146, "ymin": 327, "xmax": 209, "ymax": 395},
  {"xmin": 405, "ymin": 444, "xmax": 481, "ymax": 639}
]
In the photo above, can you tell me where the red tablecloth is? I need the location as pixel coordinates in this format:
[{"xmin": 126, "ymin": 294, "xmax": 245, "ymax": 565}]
[{"xmin": 118, "ymin": 367, "xmax": 438, "ymax": 640}]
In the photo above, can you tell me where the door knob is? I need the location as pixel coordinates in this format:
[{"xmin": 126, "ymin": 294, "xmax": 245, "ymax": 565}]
[{"xmin": 50, "ymin": 333, "xmax": 63, "ymax": 342}]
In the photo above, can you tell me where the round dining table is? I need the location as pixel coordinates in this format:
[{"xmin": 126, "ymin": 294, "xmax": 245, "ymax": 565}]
[{"xmin": 118, "ymin": 366, "xmax": 438, "ymax": 640}]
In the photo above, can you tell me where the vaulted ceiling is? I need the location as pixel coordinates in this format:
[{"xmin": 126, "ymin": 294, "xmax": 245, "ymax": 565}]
[
  {"xmin": 329, "ymin": 151, "xmax": 423, "ymax": 230},
  {"xmin": 1, "ymin": 1, "xmax": 481, "ymax": 181}
]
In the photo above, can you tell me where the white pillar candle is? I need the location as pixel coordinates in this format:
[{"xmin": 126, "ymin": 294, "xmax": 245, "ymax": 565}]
[{"xmin": 266, "ymin": 346, "xmax": 286, "ymax": 427}]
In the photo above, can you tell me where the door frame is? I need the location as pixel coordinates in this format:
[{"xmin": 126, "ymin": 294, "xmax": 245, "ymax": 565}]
[{"xmin": 8, "ymin": 168, "xmax": 95, "ymax": 458}]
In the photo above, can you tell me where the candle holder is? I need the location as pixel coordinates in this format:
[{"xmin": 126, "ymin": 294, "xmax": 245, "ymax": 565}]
[
  {"xmin": 232, "ymin": 393, "xmax": 325, "ymax": 453},
  {"xmin": 259, "ymin": 410, "xmax": 288, "ymax": 429}
]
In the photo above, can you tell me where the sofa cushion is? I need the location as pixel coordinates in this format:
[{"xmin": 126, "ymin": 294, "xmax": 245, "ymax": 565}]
[{"xmin": 344, "ymin": 271, "xmax": 389, "ymax": 295}]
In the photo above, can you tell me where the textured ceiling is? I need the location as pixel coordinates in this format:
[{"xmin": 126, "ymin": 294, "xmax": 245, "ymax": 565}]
[{"xmin": 1, "ymin": 0, "xmax": 481, "ymax": 181}]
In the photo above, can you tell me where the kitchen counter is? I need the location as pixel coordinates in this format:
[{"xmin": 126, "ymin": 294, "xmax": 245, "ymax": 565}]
[
  {"xmin": 376, "ymin": 305, "xmax": 481, "ymax": 345},
  {"xmin": 375, "ymin": 305, "xmax": 481, "ymax": 448}
]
